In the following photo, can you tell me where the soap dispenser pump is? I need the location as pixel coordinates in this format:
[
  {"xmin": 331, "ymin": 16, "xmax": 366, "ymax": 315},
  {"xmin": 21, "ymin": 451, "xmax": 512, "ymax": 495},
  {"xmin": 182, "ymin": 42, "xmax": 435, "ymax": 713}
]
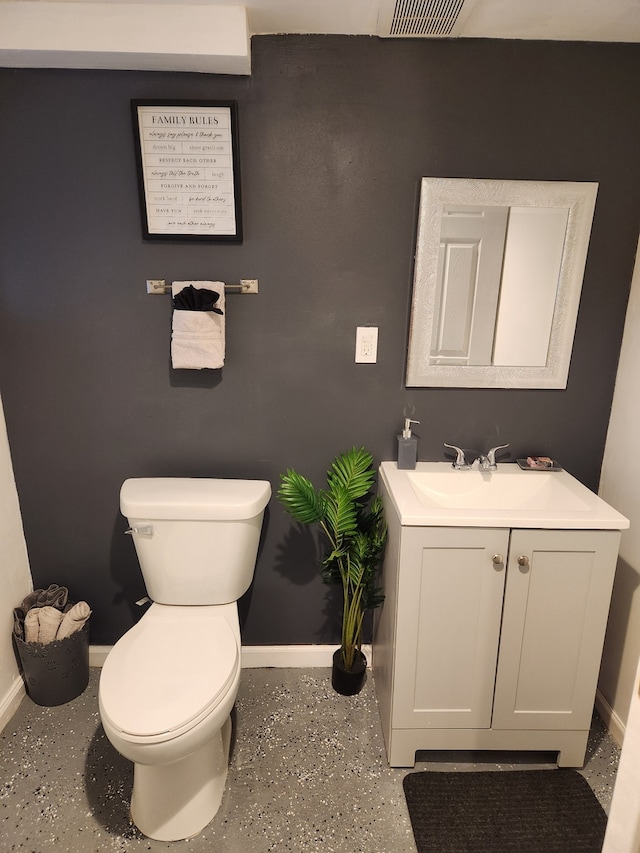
[{"xmin": 397, "ymin": 418, "xmax": 420, "ymax": 470}]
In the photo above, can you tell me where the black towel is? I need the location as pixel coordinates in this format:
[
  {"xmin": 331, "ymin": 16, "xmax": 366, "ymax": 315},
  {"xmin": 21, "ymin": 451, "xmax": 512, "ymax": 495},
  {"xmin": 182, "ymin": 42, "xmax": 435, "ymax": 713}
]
[{"xmin": 172, "ymin": 284, "xmax": 223, "ymax": 314}]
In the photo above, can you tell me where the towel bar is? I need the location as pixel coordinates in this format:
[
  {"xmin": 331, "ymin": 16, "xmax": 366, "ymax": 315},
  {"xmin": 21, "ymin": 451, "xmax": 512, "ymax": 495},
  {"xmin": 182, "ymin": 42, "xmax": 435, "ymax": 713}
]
[{"xmin": 146, "ymin": 279, "xmax": 258, "ymax": 295}]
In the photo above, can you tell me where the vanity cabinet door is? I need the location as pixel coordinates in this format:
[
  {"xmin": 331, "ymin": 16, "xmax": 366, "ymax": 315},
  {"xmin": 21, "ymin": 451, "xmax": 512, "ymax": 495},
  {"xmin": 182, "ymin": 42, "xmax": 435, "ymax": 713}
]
[
  {"xmin": 393, "ymin": 526, "xmax": 510, "ymax": 729},
  {"xmin": 492, "ymin": 528, "xmax": 621, "ymax": 731}
]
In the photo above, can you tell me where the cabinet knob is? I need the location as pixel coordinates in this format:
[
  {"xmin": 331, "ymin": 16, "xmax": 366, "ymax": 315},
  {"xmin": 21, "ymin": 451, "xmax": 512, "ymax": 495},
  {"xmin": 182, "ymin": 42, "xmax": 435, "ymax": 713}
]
[
  {"xmin": 517, "ymin": 555, "xmax": 530, "ymax": 570},
  {"xmin": 492, "ymin": 554, "xmax": 504, "ymax": 568}
]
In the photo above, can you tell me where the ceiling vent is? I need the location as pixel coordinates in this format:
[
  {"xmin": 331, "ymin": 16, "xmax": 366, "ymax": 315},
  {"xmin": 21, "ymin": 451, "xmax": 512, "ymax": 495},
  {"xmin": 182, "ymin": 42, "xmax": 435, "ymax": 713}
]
[{"xmin": 377, "ymin": 0, "xmax": 478, "ymax": 38}]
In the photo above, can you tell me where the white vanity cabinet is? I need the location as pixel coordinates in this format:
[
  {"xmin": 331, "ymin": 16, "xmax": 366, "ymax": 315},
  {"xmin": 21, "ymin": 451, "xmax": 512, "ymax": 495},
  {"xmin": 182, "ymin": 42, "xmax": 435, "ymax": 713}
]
[{"xmin": 373, "ymin": 497, "xmax": 622, "ymax": 767}]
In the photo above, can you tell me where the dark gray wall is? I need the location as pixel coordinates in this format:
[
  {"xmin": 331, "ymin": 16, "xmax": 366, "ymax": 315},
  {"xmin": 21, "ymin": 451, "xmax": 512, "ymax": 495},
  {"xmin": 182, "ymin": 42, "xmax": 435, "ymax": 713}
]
[{"xmin": 1, "ymin": 36, "xmax": 639, "ymax": 645}]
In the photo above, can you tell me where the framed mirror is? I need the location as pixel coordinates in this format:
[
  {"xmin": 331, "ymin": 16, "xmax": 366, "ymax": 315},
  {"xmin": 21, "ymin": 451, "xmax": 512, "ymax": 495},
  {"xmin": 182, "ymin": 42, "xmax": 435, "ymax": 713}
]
[{"xmin": 405, "ymin": 178, "xmax": 598, "ymax": 389}]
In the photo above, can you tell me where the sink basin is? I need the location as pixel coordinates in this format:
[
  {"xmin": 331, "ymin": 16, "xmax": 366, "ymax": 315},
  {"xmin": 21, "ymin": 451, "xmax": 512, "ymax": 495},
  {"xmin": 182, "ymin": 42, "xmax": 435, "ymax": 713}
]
[
  {"xmin": 407, "ymin": 469, "xmax": 591, "ymax": 512},
  {"xmin": 379, "ymin": 461, "xmax": 630, "ymax": 529}
]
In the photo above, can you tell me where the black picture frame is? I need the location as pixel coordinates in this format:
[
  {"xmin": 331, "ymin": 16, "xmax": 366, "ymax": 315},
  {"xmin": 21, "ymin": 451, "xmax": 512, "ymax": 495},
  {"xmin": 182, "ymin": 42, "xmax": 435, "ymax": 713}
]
[{"xmin": 131, "ymin": 99, "xmax": 243, "ymax": 242}]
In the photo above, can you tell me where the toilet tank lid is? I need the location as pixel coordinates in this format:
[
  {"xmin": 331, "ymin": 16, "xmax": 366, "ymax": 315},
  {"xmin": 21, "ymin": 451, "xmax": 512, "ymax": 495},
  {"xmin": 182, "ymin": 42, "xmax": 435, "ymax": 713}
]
[{"xmin": 120, "ymin": 478, "xmax": 271, "ymax": 520}]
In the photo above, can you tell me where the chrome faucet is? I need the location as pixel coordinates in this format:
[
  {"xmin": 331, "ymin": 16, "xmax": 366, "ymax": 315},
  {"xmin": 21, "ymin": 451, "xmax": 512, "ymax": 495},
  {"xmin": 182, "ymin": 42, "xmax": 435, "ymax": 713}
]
[
  {"xmin": 445, "ymin": 442, "xmax": 510, "ymax": 471},
  {"xmin": 473, "ymin": 444, "xmax": 510, "ymax": 471},
  {"xmin": 444, "ymin": 443, "xmax": 470, "ymax": 470},
  {"xmin": 487, "ymin": 444, "xmax": 510, "ymax": 467},
  {"xmin": 474, "ymin": 454, "xmax": 492, "ymax": 471}
]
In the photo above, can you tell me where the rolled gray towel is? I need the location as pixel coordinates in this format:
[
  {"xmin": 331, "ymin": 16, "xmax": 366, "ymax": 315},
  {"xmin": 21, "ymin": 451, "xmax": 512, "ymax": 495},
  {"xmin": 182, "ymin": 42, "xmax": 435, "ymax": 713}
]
[
  {"xmin": 56, "ymin": 601, "xmax": 91, "ymax": 640},
  {"xmin": 13, "ymin": 608, "xmax": 25, "ymax": 640},
  {"xmin": 37, "ymin": 606, "xmax": 64, "ymax": 644},
  {"xmin": 20, "ymin": 584, "xmax": 68, "ymax": 612},
  {"xmin": 23, "ymin": 608, "xmax": 41, "ymax": 643}
]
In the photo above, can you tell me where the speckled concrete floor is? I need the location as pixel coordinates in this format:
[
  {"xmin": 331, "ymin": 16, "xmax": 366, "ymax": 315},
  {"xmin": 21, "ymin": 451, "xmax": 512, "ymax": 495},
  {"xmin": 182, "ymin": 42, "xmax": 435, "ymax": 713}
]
[{"xmin": 1, "ymin": 668, "xmax": 620, "ymax": 853}]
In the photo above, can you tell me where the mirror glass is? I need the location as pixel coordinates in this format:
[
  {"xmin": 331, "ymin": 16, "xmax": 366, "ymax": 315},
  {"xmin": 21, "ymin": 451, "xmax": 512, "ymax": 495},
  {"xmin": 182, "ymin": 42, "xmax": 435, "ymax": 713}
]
[{"xmin": 406, "ymin": 178, "xmax": 598, "ymax": 389}]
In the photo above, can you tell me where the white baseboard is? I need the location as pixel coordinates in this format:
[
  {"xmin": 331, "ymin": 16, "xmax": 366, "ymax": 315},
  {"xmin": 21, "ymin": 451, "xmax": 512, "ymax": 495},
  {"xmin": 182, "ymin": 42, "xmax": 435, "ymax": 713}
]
[
  {"xmin": 90, "ymin": 643, "xmax": 373, "ymax": 670},
  {"xmin": 241, "ymin": 644, "xmax": 372, "ymax": 668},
  {"xmin": 89, "ymin": 645, "xmax": 112, "ymax": 668},
  {"xmin": 595, "ymin": 688, "xmax": 626, "ymax": 747},
  {"xmin": 0, "ymin": 678, "xmax": 25, "ymax": 734}
]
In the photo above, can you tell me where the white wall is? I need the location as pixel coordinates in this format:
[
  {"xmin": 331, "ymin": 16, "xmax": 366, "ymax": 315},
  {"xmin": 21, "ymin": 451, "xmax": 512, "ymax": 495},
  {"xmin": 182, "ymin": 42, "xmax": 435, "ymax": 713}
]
[
  {"xmin": 0, "ymin": 393, "xmax": 32, "ymax": 730},
  {"xmin": 599, "ymin": 237, "xmax": 640, "ymax": 739},
  {"xmin": 0, "ymin": 2, "xmax": 251, "ymax": 74},
  {"xmin": 603, "ymin": 650, "xmax": 640, "ymax": 852},
  {"xmin": 590, "ymin": 238, "xmax": 640, "ymax": 853}
]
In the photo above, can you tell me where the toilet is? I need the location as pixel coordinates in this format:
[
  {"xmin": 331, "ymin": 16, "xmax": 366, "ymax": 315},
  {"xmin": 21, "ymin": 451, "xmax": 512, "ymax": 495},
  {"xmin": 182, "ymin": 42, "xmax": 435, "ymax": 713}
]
[{"xmin": 98, "ymin": 477, "xmax": 271, "ymax": 841}]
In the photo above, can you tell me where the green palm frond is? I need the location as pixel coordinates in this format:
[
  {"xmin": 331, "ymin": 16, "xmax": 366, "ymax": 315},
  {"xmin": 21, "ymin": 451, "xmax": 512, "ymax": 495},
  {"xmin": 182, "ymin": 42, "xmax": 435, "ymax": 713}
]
[
  {"xmin": 357, "ymin": 498, "xmax": 385, "ymax": 545},
  {"xmin": 347, "ymin": 533, "xmax": 369, "ymax": 580},
  {"xmin": 362, "ymin": 584, "xmax": 385, "ymax": 611},
  {"xmin": 358, "ymin": 495, "xmax": 385, "ymax": 530},
  {"xmin": 321, "ymin": 560, "xmax": 343, "ymax": 585},
  {"xmin": 323, "ymin": 485, "xmax": 359, "ymax": 541},
  {"xmin": 277, "ymin": 469, "xmax": 325, "ymax": 524},
  {"xmin": 326, "ymin": 447, "xmax": 375, "ymax": 503}
]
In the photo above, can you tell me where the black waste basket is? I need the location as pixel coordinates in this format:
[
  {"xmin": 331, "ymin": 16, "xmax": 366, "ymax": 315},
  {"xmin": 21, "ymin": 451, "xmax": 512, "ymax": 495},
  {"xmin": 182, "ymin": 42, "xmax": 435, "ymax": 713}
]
[{"xmin": 14, "ymin": 622, "xmax": 90, "ymax": 706}]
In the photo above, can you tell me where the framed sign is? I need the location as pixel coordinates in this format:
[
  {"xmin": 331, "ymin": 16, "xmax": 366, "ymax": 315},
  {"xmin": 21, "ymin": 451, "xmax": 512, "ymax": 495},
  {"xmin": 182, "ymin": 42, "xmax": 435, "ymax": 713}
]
[{"xmin": 131, "ymin": 100, "xmax": 243, "ymax": 242}]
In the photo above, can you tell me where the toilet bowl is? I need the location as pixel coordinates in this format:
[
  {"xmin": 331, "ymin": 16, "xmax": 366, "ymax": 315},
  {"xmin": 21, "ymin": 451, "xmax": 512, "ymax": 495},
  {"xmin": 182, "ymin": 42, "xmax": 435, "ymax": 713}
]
[
  {"xmin": 99, "ymin": 603, "xmax": 241, "ymax": 840},
  {"xmin": 98, "ymin": 477, "xmax": 271, "ymax": 842}
]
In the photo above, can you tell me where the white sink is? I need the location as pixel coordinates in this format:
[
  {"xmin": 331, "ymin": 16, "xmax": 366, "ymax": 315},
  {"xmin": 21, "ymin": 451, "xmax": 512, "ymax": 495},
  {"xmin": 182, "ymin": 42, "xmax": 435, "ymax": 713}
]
[
  {"xmin": 407, "ymin": 468, "xmax": 591, "ymax": 512},
  {"xmin": 379, "ymin": 461, "xmax": 629, "ymax": 529}
]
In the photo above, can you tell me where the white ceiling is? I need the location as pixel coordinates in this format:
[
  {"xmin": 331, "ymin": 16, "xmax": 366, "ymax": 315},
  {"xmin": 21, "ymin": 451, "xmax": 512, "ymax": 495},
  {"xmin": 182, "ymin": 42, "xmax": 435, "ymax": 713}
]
[{"xmin": 22, "ymin": 0, "xmax": 640, "ymax": 43}]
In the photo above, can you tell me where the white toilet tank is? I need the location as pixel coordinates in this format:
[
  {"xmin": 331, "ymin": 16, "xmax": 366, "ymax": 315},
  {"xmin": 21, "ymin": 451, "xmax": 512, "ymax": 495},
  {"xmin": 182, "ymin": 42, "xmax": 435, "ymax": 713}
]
[{"xmin": 120, "ymin": 478, "xmax": 271, "ymax": 605}]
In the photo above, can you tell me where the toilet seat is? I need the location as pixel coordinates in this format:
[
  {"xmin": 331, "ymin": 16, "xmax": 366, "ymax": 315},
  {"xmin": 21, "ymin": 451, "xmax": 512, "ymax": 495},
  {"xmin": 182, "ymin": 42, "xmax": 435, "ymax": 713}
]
[{"xmin": 100, "ymin": 606, "xmax": 239, "ymax": 743}]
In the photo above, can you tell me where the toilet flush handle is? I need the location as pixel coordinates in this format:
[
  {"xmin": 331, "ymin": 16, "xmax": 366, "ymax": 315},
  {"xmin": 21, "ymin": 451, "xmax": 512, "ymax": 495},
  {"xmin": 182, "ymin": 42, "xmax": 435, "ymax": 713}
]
[{"xmin": 125, "ymin": 525, "xmax": 153, "ymax": 537}]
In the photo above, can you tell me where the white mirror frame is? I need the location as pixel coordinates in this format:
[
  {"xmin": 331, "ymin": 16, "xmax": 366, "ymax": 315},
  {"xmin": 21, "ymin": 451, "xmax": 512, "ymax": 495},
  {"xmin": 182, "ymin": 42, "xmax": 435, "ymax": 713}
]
[{"xmin": 405, "ymin": 178, "xmax": 598, "ymax": 389}]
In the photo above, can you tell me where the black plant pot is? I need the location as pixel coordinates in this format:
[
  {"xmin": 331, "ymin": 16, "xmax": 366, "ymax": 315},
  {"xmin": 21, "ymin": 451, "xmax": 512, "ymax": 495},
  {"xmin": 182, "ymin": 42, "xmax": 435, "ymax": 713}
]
[{"xmin": 331, "ymin": 648, "xmax": 367, "ymax": 696}]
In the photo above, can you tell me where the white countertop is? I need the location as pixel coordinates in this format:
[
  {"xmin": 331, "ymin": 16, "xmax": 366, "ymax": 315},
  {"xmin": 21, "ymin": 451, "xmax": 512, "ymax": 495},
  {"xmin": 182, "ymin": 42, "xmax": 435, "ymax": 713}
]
[{"xmin": 379, "ymin": 461, "xmax": 630, "ymax": 530}]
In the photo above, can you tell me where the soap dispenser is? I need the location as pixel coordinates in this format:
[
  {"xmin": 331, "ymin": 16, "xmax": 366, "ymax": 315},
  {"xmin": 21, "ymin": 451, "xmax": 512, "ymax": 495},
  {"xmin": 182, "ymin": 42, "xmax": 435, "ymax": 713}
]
[{"xmin": 397, "ymin": 418, "xmax": 420, "ymax": 470}]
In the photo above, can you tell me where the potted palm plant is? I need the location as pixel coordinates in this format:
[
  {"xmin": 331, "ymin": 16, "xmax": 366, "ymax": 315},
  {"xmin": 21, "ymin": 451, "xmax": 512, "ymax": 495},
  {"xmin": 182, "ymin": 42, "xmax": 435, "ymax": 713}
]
[{"xmin": 278, "ymin": 447, "xmax": 387, "ymax": 695}]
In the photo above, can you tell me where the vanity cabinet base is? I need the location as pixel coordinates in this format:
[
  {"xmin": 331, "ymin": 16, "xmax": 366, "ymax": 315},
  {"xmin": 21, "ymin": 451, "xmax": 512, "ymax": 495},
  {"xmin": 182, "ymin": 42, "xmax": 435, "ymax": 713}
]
[
  {"xmin": 384, "ymin": 726, "xmax": 590, "ymax": 768},
  {"xmin": 373, "ymin": 485, "xmax": 622, "ymax": 771}
]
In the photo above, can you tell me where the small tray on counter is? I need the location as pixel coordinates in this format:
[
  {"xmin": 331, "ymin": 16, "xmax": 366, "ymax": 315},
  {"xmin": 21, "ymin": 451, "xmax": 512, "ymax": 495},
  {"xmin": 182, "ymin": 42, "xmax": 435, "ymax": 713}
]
[{"xmin": 516, "ymin": 458, "xmax": 563, "ymax": 472}]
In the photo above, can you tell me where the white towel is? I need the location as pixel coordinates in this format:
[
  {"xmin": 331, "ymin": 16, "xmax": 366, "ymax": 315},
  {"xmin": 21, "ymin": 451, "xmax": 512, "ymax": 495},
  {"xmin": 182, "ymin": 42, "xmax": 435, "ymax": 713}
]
[
  {"xmin": 171, "ymin": 280, "xmax": 225, "ymax": 369},
  {"xmin": 37, "ymin": 606, "xmax": 64, "ymax": 644},
  {"xmin": 56, "ymin": 601, "xmax": 92, "ymax": 640},
  {"xmin": 24, "ymin": 608, "xmax": 41, "ymax": 643}
]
